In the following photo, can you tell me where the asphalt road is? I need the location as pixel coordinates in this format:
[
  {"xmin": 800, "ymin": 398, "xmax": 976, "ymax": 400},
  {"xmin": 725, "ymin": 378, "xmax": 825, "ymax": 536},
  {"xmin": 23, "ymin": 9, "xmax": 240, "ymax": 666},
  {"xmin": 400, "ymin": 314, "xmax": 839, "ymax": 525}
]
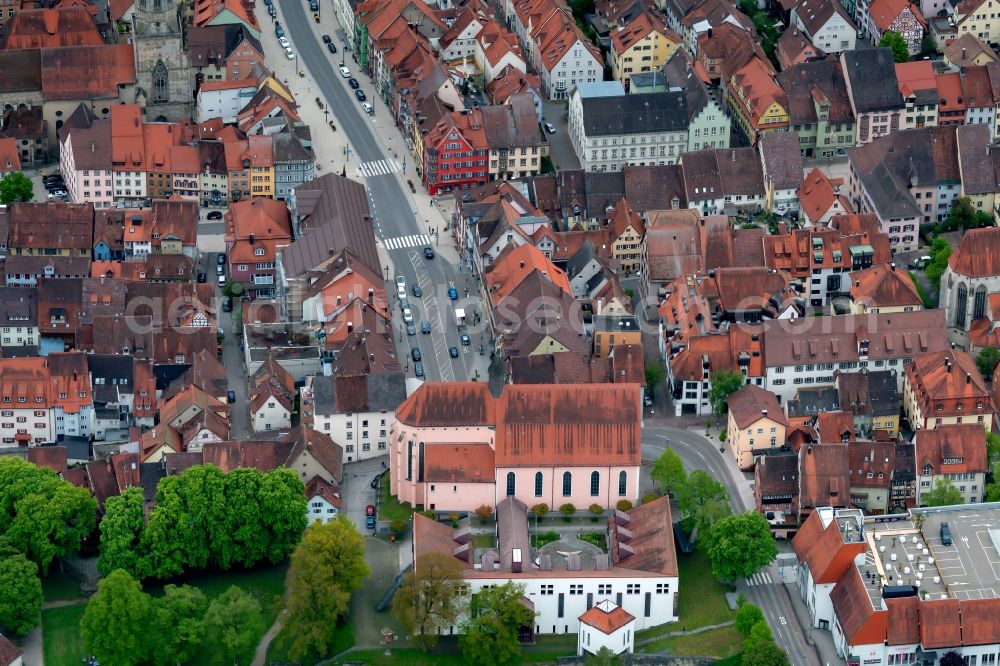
[
  {"xmin": 642, "ymin": 425, "xmax": 821, "ymax": 666},
  {"xmin": 278, "ymin": 0, "xmax": 491, "ymax": 383}
]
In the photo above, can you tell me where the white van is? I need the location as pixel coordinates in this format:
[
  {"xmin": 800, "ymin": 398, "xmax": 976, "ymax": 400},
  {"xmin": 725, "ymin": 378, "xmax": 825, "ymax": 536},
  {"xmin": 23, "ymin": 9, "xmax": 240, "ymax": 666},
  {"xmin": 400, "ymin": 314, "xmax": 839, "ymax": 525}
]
[
  {"xmin": 362, "ymin": 102, "xmax": 374, "ymax": 115},
  {"xmin": 217, "ymin": 274, "xmax": 226, "ymax": 287}
]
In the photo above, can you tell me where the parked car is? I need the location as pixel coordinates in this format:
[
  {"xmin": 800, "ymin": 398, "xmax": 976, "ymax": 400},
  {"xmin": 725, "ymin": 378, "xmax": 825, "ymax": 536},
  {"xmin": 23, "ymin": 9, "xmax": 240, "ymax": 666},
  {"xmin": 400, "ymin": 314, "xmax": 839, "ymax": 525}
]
[
  {"xmin": 411, "ymin": 284, "xmax": 422, "ymax": 297},
  {"xmin": 227, "ymin": 390, "xmax": 236, "ymax": 403},
  {"xmin": 940, "ymin": 522, "xmax": 953, "ymax": 546},
  {"xmin": 322, "ymin": 34, "xmax": 332, "ymax": 43},
  {"xmin": 449, "ymin": 346, "xmax": 459, "ymax": 358},
  {"xmin": 395, "ymin": 274, "xmax": 406, "ymax": 289},
  {"xmin": 370, "ymin": 474, "xmax": 381, "ymax": 489},
  {"xmin": 285, "ymin": 47, "xmax": 296, "ymax": 60},
  {"xmin": 217, "ymin": 274, "xmax": 226, "ymax": 286},
  {"xmin": 217, "ymin": 253, "xmax": 226, "ymax": 265},
  {"xmin": 406, "ymin": 321, "xmax": 416, "ymax": 335},
  {"xmin": 267, "ymin": 4, "xmax": 276, "ymax": 15},
  {"xmin": 399, "ymin": 297, "xmax": 410, "ymax": 311},
  {"xmin": 222, "ymin": 298, "xmax": 233, "ymax": 312},
  {"xmin": 339, "ymin": 66, "xmax": 351, "ymax": 78},
  {"xmin": 348, "ymin": 77, "xmax": 360, "ymax": 89},
  {"xmin": 544, "ymin": 122, "xmax": 556, "ymax": 134},
  {"xmin": 402, "ymin": 307, "xmax": 413, "ymax": 323},
  {"xmin": 309, "ymin": 0, "xmax": 318, "ymax": 11},
  {"xmin": 278, "ymin": 36, "xmax": 290, "ymax": 48},
  {"xmin": 275, "ymin": 22, "xmax": 284, "ymax": 37},
  {"xmin": 423, "ymin": 246, "xmax": 434, "ymax": 259},
  {"xmin": 421, "ymin": 320, "xmax": 431, "ymax": 334},
  {"xmin": 216, "ymin": 264, "xmax": 224, "ymax": 275},
  {"xmin": 362, "ymin": 102, "xmax": 374, "ymax": 115},
  {"xmin": 909, "ymin": 255, "xmax": 932, "ymax": 269},
  {"xmin": 207, "ymin": 210, "xmax": 223, "ymax": 220},
  {"xmin": 411, "ymin": 347, "xmax": 421, "ymax": 362},
  {"xmin": 327, "ymin": 42, "xmax": 337, "ymax": 54},
  {"xmin": 354, "ymin": 89, "xmax": 366, "ymax": 102},
  {"xmin": 365, "ymin": 505, "xmax": 376, "ymax": 529},
  {"xmin": 197, "ymin": 272, "xmax": 207, "ymax": 283},
  {"xmin": 413, "ymin": 361, "xmax": 424, "ymax": 377}
]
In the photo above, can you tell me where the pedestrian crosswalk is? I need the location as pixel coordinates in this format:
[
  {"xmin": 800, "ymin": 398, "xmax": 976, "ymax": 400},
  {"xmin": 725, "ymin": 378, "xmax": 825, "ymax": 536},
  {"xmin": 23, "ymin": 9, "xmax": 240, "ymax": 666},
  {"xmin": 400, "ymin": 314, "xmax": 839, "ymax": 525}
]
[
  {"xmin": 745, "ymin": 571, "xmax": 773, "ymax": 587},
  {"xmin": 382, "ymin": 234, "xmax": 432, "ymax": 250},
  {"xmin": 358, "ymin": 159, "xmax": 400, "ymax": 178}
]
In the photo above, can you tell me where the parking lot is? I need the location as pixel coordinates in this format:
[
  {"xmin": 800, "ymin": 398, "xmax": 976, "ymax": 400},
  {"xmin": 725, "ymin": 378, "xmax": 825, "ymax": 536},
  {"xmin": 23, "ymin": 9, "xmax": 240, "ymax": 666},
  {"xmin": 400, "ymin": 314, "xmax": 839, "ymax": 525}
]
[{"xmin": 917, "ymin": 507, "xmax": 1000, "ymax": 600}]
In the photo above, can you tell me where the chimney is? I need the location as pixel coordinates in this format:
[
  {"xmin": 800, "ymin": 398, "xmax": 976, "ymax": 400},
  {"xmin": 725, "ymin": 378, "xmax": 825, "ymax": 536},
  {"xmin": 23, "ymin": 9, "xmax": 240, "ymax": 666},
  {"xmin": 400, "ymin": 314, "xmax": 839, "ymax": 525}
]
[
  {"xmin": 762, "ymin": 409, "xmax": 768, "ymax": 416},
  {"xmin": 91, "ymin": 142, "xmax": 95, "ymax": 152},
  {"xmin": 946, "ymin": 359, "xmax": 952, "ymax": 373},
  {"xmin": 890, "ymin": 262, "xmax": 895, "ymax": 271},
  {"xmin": 967, "ymin": 373, "xmax": 972, "ymax": 384},
  {"xmin": 519, "ymin": 261, "xmax": 524, "ymax": 269},
  {"xmin": 963, "ymin": 47, "xmax": 967, "ymax": 60},
  {"xmin": 249, "ymin": 233, "xmax": 255, "ymax": 244},
  {"xmin": 347, "ymin": 322, "xmax": 353, "ymax": 333}
]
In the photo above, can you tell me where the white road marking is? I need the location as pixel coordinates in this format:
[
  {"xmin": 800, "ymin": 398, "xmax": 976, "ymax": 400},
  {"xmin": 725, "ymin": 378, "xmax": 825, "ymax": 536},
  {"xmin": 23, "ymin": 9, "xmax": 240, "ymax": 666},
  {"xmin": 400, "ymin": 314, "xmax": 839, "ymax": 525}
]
[
  {"xmin": 383, "ymin": 234, "xmax": 431, "ymax": 250},
  {"xmin": 357, "ymin": 159, "xmax": 400, "ymax": 178}
]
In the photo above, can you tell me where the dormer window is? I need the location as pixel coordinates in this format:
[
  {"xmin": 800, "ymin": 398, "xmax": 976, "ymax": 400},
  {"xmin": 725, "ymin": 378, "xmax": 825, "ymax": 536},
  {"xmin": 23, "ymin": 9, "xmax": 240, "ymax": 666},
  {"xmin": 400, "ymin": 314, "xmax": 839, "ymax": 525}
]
[
  {"xmin": 923, "ymin": 464, "xmax": 932, "ymax": 475},
  {"xmin": 255, "ymin": 247, "xmax": 265, "ymax": 256},
  {"xmin": 17, "ymin": 397, "xmax": 25, "ymax": 403}
]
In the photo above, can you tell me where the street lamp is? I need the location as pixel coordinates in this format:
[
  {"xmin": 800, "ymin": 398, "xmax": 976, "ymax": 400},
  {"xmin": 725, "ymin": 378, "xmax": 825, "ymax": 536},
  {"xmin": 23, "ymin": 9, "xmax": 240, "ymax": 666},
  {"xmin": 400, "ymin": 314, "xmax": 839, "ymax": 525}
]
[{"xmin": 324, "ymin": 104, "xmax": 329, "ymax": 124}]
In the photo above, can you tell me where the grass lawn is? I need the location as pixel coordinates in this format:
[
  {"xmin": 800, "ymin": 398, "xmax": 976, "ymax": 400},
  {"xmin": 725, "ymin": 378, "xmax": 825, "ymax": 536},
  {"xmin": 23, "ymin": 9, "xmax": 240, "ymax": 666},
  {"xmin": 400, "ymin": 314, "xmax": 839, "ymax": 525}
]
[
  {"xmin": 337, "ymin": 640, "xmax": 574, "ymax": 666},
  {"xmin": 42, "ymin": 603, "xmax": 87, "ymax": 666},
  {"xmin": 41, "ymin": 571, "xmax": 85, "ymax": 602},
  {"xmin": 379, "ymin": 476, "xmax": 414, "ymax": 522},
  {"xmin": 470, "ymin": 533, "xmax": 495, "ymax": 548},
  {"xmin": 266, "ymin": 619, "xmax": 354, "ymax": 665},
  {"xmin": 641, "ymin": 625, "xmax": 743, "ymax": 659}
]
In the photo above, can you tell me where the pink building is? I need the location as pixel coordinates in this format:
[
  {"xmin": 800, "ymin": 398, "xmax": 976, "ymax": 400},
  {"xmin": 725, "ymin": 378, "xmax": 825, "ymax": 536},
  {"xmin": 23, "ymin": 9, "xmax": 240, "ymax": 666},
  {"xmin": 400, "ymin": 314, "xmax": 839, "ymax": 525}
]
[{"xmin": 389, "ymin": 382, "xmax": 642, "ymax": 512}]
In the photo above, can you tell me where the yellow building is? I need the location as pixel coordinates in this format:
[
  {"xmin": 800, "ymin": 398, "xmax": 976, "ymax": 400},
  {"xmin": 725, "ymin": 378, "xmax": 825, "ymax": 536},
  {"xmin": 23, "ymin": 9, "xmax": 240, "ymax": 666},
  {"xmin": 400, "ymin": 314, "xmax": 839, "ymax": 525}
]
[
  {"xmin": 592, "ymin": 315, "xmax": 641, "ymax": 358},
  {"xmin": 847, "ymin": 263, "xmax": 923, "ymax": 314},
  {"xmin": 954, "ymin": 0, "xmax": 1000, "ymax": 54},
  {"xmin": 610, "ymin": 13, "xmax": 682, "ymax": 90},
  {"xmin": 902, "ymin": 350, "xmax": 993, "ymax": 431},
  {"xmin": 726, "ymin": 385, "xmax": 787, "ymax": 470},
  {"xmin": 247, "ymin": 135, "xmax": 274, "ymax": 198},
  {"xmin": 607, "ymin": 198, "xmax": 645, "ymax": 274},
  {"xmin": 727, "ymin": 56, "xmax": 788, "ymax": 144}
]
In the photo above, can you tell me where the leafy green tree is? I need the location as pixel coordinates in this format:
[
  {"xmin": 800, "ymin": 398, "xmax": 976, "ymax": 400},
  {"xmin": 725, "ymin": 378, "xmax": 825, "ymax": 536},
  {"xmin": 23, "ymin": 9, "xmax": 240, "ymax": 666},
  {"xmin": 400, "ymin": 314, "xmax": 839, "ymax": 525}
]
[
  {"xmin": 708, "ymin": 371, "xmax": 746, "ymax": 417},
  {"xmin": 743, "ymin": 636, "xmax": 791, "ymax": 666},
  {"xmin": 258, "ymin": 467, "xmax": 308, "ymax": 563},
  {"xmin": 694, "ymin": 497, "xmax": 733, "ymax": 535},
  {"xmin": 745, "ymin": 620, "xmax": 774, "ymax": 651},
  {"xmin": 926, "ymin": 237, "xmax": 952, "ymax": 291},
  {"xmin": 586, "ymin": 647, "xmax": 621, "ymax": 665},
  {"xmin": 150, "ymin": 584, "xmax": 208, "ymax": 666},
  {"xmin": 735, "ymin": 598, "xmax": 765, "ymax": 638},
  {"xmin": 176, "ymin": 465, "xmax": 229, "ymax": 570},
  {"xmin": 81, "ymin": 570, "xmax": 152, "ymax": 666},
  {"xmin": 219, "ymin": 468, "xmax": 266, "ymax": 569},
  {"xmin": 651, "ymin": 449, "xmax": 686, "ymax": 496},
  {"xmin": 676, "ymin": 470, "xmax": 729, "ymax": 523},
  {"xmin": 284, "ymin": 518, "xmax": 370, "ymax": 660},
  {"xmin": 461, "ymin": 582, "xmax": 535, "ymax": 666},
  {"xmin": 940, "ymin": 652, "xmax": 966, "ymax": 666},
  {"xmin": 145, "ymin": 475, "xmax": 193, "ymax": 579},
  {"xmin": 988, "ymin": 432, "xmax": 1000, "ymax": 467},
  {"xmin": 202, "ymin": 586, "xmax": 265, "ymax": 666},
  {"xmin": 0, "ymin": 552, "xmax": 42, "ymax": 635},
  {"xmin": 879, "ymin": 31, "xmax": 910, "ymax": 62},
  {"xmin": 393, "ymin": 552, "xmax": 467, "ymax": 650},
  {"xmin": 977, "ymin": 347, "xmax": 1000, "ymax": 380},
  {"xmin": 0, "ymin": 458, "xmax": 97, "ymax": 574},
  {"xmin": 703, "ymin": 512, "xmax": 777, "ymax": 581},
  {"xmin": 922, "ymin": 478, "xmax": 964, "ymax": 507},
  {"xmin": 645, "ymin": 363, "xmax": 666, "ymax": 397},
  {"xmin": 0, "ymin": 172, "xmax": 33, "ymax": 204},
  {"xmin": 98, "ymin": 487, "xmax": 149, "ymax": 578}
]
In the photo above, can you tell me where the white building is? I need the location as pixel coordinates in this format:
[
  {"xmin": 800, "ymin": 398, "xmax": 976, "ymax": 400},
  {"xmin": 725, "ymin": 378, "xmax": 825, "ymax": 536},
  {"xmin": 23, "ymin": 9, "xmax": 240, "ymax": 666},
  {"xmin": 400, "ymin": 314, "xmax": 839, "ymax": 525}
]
[
  {"xmin": 305, "ymin": 475, "xmax": 341, "ymax": 524},
  {"xmin": 58, "ymin": 107, "xmax": 116, "ymax": 209},
  {"xmin": 412, "ymin": 496, "xmax": 679, "ymax": 637},
  {"xmin": 536, "ymin": 24, "xmax": 603, "ymax": 100},
  {"xmin": 438, "ymin": 10, "xmax": 486, "ymax": 63},
  {"xmin": 569, "ymin": 82, "xmax": 689, "ymax": 172},
  {"xmin": 302, "ymin": 372, "xmax": 408, "ymax": 463},
  {"xmin": 940, "ymin": 226, "xmax": 1000, "ymax": 339},
  {"xmin": 578, "ymin": 600, "xmax": 636, "ymax": 657},
  {"xmin": 195, "ymin": 80, "xmax": 258, "ymax": 124},
  {"xmin": 111, "ymin": 169, "xmax": 147, "ymax": 207},
  {"xmin": 791, "ymin": 0, "xmax": 857, "ymax": 55},
  {"xmin": 761, "ymin": 310, "xmax": 951, "ymax": 403}
]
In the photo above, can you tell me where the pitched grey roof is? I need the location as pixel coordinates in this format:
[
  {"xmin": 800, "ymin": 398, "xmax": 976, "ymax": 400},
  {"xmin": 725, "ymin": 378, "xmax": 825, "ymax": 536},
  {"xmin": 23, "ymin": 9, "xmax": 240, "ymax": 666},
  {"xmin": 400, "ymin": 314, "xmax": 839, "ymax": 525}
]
[
  {"xmin": 841, "ymin": 47, "xmax": 903, "ymax": 113},
  {"xmin": 580, "ymin": 91, "xmax": 688, "ymax": 137},
  {"xmin": 566, "ymin": 240, "xmax": 599, "ymax": 278},
  {"xmin": 0, "ymin": 286, "xmax": 37, "ymax": 328},
  {"xmin": 785, "ymin": 386, "xmax": 840, "ymax": 417},
  {"xmin": 311, "ymin": 371, "xmax": 408, "ymax": 415},
  {"xmin": 759, "ymin": 131, "xmax": 804, "ymax": 190}
]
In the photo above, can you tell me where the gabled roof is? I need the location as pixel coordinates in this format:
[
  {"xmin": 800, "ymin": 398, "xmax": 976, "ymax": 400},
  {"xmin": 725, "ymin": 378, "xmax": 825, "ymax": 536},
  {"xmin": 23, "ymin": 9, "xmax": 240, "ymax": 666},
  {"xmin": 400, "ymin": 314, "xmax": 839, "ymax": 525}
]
[
  {"xmin": 914, "ymin": 423, "xmax": 988, "ymax": 475},
  {"xmin": 579, "ymin": 600, "xmax": 636, "ymax": 633},
  {"xmin": 841, "ymin": 48, "xmax": 904, "ymax": 113},
  {"xmin": 849, "ymin": 263, "xmax": 922, "ymax": 309},
  {"xmin": 728, "ymin": 385, "xmax": 787, "ymax": 429},
  {"xmin": 41, "ymin": 44, "xmax": 136, "ymax": 101},
  {"xmin": 759, "ymin": 131, "xmax": 803, "ymax": 190},
  {"xmin": 830, "ymin": 565, "xmax": 887, "ymax": 645},
  {"xmin": 794, "ymin": 0, "xmax": 851, "ymax": 37},
  {"xmin": 796, "ymin": 167, "xmax": 850, "ymax": 224},
  {"xmin": 948, "ymin": 225, "xmax": 1000, "ymax": 277},
  {"xmin": 799, "ymin": 442, "xmax": 850, "ymax": 509},
  {"xmin": 610, "ymin": 12, "xmax": 678, "ymax": 55},
  {"xmin": 1, "ymin": 6, "xmax": 103, "ymax": 49},
  {"xmin": 867, "ymin": 0, "xmax": 924, "ymax": 32}
]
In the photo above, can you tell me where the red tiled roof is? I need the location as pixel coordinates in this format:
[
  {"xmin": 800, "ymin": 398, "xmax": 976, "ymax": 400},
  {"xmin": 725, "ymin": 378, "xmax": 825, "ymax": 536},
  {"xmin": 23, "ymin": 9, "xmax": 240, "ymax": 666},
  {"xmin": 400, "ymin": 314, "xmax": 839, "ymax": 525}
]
[
  {"xmin": 424, "ymin": 443, "xmax": 495, "ymax": 482},
  {"xmin": 919, "ymin": 598, "xmax": 962, "ymax": 648},
  {"xmin": 579, "ymin": 601, "xmax": 636, "ymax": 633},
  {"xmin": 727, "ymin": 384, "xmax": 786, "ymax": 429}
]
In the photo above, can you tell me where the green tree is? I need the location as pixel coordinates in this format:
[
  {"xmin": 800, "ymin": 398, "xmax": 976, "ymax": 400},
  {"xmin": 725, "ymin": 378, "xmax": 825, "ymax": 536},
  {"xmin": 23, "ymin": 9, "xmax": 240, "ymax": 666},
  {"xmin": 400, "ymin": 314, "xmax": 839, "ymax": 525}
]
[
  {"xmin": 461, "ymin": 582, "xmax": 535, "ymax": 666},
  {"xmin": 977, "ymin": 347, "xmax": 1000, "ymax": 379},
  {"xmin": 98, "ymin": 487, "xmax": 149, "ymax": 578},
  {"xmin": 695, "ymin": 497, "xmax": 733, "ymax": 535},
  {"xmin": 940, "ymin": 652, "xmax": 966, "ymax": 666},
  {"xmin": 926, "ymin": 237, "xmax": 952, "ymax": 291},
  {"xmin": 703, "ymin": 512, "xmax": 777, "ymax": 581},
  {"xmin": 676, "ymin": 470, "xmax": 729, "ymax": 523},
  {"xmin": 393, "ymin": 552, "xmax": 467, "ymax": 651},
  {"xmin": 743, "ymin": 636, "xmax": 791, "ymax": 666},
  {"xmin": 0, "ymin": 172, "xmax": 33, "ymax": 204},
  {"xmin": 80, "ymin": 570, "xmax": 152, "ymax": 666},
  {"xmin": 0, "ymin": 552, "xmax": 42, "ymax": 635},
  {"xmin": 735, "ymin": 598, "xmax": 765, "ymax": 638},
  {"xmin": 145, "ymin": 475, "xmax": 193, "ymax": 579},
  {"xmin": 988, "ymin": 432, "xmax": 1000, "ymax": 466},
  {"xmin": 220, "ymin": 467, "xmax": 267, "ymax": 569},
  {"xmin": 150, "ymin": 584, "xmax": 208, "ymax": 666},
  {"xmin": 586, "ymin": 647, "xmax": 621, "ymax": 666},
  {"xmin": 709, "ymin": 371, "xmax": 746, "ymax": 417},
  {"xmin": 921, "ymin": 478, "xmax": 964, "ymax": 507},
  {"xmin": 177, "ymin": 464, "xmax": 229, "ymax": 570},
  {"xmin": 258, "ymin": 467, "xmax": 309, "ymax": 563},
  {"xmin": 651, "ymin": 449, "xmax": 686, "ymax": 496},
  {"xmin": 0, "ymin": 458, "xmax": 97, "ymax": 574},
  {"xmin": 202, "ymin": 586, "xmax": 265, "ymax": 666},
  {"xmin": 284, "ymin": 518, "xmax": 370, "ymax": 660},
  {"xmin": 879, "ymin": 31, "xmax": 910, "ymax": 62},
  {"xmin": 645, "ymin": 363, "xmax": 666, "ymax": 397}
]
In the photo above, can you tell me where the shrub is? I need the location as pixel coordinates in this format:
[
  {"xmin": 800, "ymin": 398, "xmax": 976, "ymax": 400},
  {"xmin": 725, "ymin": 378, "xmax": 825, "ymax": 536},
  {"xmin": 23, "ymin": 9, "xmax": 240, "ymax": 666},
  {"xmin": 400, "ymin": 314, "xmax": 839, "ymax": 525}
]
[
  {"xmin": 641, "ymin": 492, "xmax": 660, "ymax": 505},
  {"xmin": 530, "ymin": 503, "xmax": 549, "ymax": 518},
  {"xmin": 389, "ymin": 519, "xmax": 408, "ymax": 535},
  {"xmin": 559, "ymin": 504, "xmax": 576, "ymax": 522},
  {"xmin": 448, "ymin": 512, "xmax": 460, "ymax": 524},
  {"xmin": 532, "ymin": 531, "xmax": 560, "ymax": 548},
  {"xmin": 474, "ymin": 505, "xmax": 494, "ymax": 523},
  {"xmin": 615, "ymin": 499, "xmax": 633, "ymax": 512},
  {"xmin": 588, "ymin": 504, "xmax": 604, "ymax": 516},
  {"xmin": 419, "ymin": 509, "xmax": 437, "ymax": 519},
  {"xmin": 719, "ymin": 431, "xmax": 727, "ymax": 442}
]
